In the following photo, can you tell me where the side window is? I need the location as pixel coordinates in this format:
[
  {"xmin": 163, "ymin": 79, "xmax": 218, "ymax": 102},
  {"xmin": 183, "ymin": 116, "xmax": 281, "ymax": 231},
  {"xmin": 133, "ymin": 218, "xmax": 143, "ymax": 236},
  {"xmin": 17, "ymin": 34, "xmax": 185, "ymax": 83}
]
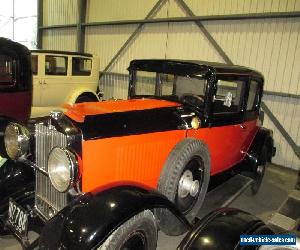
[
  {"xmin": 247, "ymin": 80, "xmax": 260, "ymax": 111},
  {"xmin": 213, "ymin": 80, "xmax": 243, "ymax": 114},
  {"xmin": 31, "ymin": 55, "xmax": 38, "ymax": 75},
  {"xmin": 0, "ymin": 55, "xmax": 16, "ymax": 88},
  {"xmin": 72, "ymin": 57, "xmax": 92, "ymax": 76},
  {"xmin": 45, "ymin": 55, "xmax": 67, "ymax": 75}
]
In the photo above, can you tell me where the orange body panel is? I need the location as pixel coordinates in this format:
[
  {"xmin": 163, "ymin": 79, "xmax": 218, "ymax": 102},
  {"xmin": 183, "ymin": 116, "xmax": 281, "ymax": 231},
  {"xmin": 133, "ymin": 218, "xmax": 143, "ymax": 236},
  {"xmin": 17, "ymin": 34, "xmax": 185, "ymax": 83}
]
[
  {"xmin": 82, "ymin": 130, "xmax": 186, "ymax": 192},
  {"xmin": 187, "ymin": 119, "xmax": 258, "ymax": 175},
  {"xmin": 66, "ymin": 99, "xmax": 181, "ymax": 122}
]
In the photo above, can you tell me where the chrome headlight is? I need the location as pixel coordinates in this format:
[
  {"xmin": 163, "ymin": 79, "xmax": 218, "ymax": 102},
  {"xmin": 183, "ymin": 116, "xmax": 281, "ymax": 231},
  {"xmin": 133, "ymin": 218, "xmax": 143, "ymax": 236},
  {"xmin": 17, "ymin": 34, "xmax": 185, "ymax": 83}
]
[
  {"xmin": 48, "ymin": 147, "xmax": 78, "ymax": 193},
  {"xmin": 4, "ymin": 123, "xmax": 30, "ymax": 160}
]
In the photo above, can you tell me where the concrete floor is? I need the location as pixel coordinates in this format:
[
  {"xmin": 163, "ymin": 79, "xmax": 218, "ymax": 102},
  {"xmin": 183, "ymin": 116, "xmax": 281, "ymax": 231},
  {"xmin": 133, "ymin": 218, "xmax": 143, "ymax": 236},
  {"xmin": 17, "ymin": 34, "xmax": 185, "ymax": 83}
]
[{"xmin": 0, "ymin": 164, "xmax": 298, "ymax": 250}]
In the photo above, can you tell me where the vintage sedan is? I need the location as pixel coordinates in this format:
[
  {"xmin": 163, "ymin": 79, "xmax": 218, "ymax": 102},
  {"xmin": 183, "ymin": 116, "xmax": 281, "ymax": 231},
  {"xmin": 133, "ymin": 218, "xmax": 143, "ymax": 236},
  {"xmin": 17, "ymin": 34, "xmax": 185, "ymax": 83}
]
[{"xmin": 0, "ymin": 59, "xmax": 275, "ymax": 249}]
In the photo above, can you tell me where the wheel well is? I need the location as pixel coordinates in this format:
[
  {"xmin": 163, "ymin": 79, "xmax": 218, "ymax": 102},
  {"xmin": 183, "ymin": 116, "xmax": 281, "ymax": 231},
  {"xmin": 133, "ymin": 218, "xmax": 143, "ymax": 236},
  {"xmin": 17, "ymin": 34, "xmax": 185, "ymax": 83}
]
[{"xmin": 76, "ymin": 92, "xmax": 98, "ymax": 102}]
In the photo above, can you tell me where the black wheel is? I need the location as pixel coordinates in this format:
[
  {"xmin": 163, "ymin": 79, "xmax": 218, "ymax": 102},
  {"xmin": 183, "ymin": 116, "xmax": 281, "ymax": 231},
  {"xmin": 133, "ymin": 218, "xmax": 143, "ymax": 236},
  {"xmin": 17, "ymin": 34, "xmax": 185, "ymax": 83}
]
[
  {"xmin": 75, "ymin": 94, "xmax": 98, "ymax": 103},
  {"xmin": 97, "ymin": 210, "xmax": 157, "ymax": 250},
  {"xmin": 156, "ymin": 138, "xmax": 210, "ymax": 236},
  {"xmin": 251, "ymin": 145, "xmax": 267, "ymax": 195}
]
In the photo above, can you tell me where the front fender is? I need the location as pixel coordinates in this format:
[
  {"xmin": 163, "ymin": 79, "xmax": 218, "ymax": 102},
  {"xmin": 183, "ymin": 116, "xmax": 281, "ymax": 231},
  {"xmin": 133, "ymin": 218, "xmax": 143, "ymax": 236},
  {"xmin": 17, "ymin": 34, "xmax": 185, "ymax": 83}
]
[
  {"xmin": 38, "ymin": 185, "xmax": 191, "ymax": 250},
  {"xmin": 0, "ymin": 159, "xmax": 34, "ymax": 214}
]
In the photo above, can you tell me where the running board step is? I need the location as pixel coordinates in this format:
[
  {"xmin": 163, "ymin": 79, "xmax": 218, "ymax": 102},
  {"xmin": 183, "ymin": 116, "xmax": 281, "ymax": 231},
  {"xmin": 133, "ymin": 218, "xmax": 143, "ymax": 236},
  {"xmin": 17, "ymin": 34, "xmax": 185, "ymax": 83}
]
[{"xmin": 198, "ymin": 174, "xmax": 253, "ymax": 218}]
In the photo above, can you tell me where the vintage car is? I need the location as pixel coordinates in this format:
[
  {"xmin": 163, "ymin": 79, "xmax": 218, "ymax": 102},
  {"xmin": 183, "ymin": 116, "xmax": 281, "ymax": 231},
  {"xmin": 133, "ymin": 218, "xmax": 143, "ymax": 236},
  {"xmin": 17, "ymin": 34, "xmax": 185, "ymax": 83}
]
[
  {"xmin": 0, "ymin": 37, "xmax": 32, "ymax": 172},
  {"xmin": 0, "ymin": 37, "xmax": 32, "ymax": 124},
  {"xmin": 30, "ymin": 50, "xmax": 100, "ymax": 118},
  {"xmin": 0, "ymin": 59, "xmax": 276, "ymax": 249}
]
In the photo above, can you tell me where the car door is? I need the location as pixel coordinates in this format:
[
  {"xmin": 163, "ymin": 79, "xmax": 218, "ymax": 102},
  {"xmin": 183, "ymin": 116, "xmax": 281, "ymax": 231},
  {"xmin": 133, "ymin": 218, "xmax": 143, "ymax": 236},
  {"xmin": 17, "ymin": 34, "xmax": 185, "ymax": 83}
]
[
  {"xmin": 240, "ymin": 78, "xmax": 262, "ymax": 153},
  {"xmin": 199, "ymin": 76, "xmax": 247, "ymax": 174},
  {"xmin": 40, "ymin": 54, "xmax": 69, "ymax": 107}
]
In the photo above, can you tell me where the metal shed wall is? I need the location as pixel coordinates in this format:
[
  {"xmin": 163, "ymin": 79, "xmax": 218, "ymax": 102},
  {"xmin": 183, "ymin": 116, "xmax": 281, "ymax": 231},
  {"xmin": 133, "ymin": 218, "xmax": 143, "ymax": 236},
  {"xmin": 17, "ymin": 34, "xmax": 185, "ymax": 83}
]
[{"xmin": 41, "ymin": 0, "xmax": 300, "ymax": 170}]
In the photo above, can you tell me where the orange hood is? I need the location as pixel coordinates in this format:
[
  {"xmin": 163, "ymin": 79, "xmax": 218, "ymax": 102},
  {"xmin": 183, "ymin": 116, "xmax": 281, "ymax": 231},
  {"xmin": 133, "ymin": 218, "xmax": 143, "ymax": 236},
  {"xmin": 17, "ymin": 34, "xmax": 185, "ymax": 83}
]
[{"xmin": 65, "ymin": 99, "xmax": 181, "ymax": 122}]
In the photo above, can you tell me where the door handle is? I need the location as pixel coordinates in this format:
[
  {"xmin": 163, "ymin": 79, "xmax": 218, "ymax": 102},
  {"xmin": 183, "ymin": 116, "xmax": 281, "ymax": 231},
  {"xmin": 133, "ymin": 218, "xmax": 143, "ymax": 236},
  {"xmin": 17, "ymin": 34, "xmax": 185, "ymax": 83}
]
[{"xmin": 240, "ymin": 124, "xmax": 247, "ymax": 129}]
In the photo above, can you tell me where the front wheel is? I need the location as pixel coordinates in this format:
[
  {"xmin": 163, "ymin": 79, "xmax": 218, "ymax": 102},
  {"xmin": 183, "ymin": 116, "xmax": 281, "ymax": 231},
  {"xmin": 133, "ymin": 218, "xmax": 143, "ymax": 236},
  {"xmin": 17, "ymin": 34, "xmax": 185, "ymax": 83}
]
[
  {"xmin": 156, "ymin": 138, "xmax": 210, "ymax": 236},
  {"xmin": 97, "ymin": 210, "xmax": 157, "ymax": 250}
]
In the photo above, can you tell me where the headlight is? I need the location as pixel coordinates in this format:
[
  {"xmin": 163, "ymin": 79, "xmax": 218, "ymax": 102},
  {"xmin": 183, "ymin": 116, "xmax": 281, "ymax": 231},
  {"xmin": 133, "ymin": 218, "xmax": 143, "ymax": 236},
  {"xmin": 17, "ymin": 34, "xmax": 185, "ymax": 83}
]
[
  {"xmin": 48, "ymin": 147, "xmax": 78, "ymax": 192},
  {"xmin": 4, "ymin": 123, "xmax": 30, "ymax": 160}
]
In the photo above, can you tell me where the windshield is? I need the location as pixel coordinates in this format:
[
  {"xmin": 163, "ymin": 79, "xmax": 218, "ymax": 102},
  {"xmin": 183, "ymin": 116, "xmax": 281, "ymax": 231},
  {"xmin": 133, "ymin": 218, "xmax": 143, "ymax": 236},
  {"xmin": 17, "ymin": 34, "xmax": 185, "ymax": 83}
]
[{"xmin": 132, "ymin": 71, "xmax": 207, "ymax": 103}]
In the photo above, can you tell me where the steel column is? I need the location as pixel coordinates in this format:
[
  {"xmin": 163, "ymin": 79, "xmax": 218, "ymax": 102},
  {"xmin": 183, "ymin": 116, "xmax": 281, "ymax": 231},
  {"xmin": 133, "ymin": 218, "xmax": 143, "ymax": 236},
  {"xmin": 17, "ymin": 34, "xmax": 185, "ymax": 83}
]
[
  {"xmin": 37, "ymin": 0, "xmax": 43, "ymax": 49},
  {"xmin": 77, "ymin": 0, "xmax": 87, "ymax": 53}
]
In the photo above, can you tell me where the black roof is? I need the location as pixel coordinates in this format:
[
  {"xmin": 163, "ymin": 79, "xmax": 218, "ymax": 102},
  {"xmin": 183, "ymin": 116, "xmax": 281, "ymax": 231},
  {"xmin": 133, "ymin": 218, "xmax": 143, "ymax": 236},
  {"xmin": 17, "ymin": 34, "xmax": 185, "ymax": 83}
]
[
  {"xmin": 31, "ymin": 49, "xmax": 93, "ymax": 57},
  {"xmin": 129, "ymin": 59, "xmax": 263, "ymax": 80}
]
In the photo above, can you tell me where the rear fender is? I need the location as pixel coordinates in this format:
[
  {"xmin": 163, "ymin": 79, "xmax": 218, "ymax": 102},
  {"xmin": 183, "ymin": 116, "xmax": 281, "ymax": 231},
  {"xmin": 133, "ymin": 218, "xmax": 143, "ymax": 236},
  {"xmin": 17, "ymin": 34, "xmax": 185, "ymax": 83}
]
[
  {"xmin": 38, "ymin": 185, "xmax": 191, "ymax": 250},
  {"xmin": 243, "ymin": 127, "xmax": 275, "ymax": 169}
]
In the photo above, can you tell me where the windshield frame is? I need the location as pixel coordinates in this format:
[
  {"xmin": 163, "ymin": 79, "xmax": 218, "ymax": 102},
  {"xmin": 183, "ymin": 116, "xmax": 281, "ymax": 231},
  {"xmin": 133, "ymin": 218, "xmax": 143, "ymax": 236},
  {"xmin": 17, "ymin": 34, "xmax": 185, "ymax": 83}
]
[{"xmin": 129, "ymin": 69, "xmax": 209, "ymax": 104}]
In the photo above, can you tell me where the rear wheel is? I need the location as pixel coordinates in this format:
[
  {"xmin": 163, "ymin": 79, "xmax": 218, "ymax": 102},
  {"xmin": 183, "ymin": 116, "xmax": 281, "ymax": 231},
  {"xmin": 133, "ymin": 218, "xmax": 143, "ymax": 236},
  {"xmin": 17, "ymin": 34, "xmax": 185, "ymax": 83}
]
[
  {"xmin": 97, "ymin": 210, "xmax": 157, "ymax": 250},
  {"xmin": 156, "ymin": 138, "xmax": 210, "ymax": 236},
  {"xmin": 251, "ymin": 145, "xmax": 267, "ymax": 195}
]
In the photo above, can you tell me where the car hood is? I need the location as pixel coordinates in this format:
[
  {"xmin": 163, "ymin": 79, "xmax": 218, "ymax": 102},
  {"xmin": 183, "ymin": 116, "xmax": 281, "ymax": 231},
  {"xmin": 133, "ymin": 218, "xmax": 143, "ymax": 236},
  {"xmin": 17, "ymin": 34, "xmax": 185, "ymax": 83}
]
[{"xmin": 65, "ymin": 98, "xmax": 181, "ymax": 123}]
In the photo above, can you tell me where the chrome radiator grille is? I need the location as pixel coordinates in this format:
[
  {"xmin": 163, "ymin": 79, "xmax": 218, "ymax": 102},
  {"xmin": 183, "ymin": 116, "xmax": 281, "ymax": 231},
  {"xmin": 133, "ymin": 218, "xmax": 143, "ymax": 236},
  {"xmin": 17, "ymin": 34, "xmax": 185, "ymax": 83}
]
[{"xmin": 35, "ymin": 123, "xmax": 68, "ymax": 219}]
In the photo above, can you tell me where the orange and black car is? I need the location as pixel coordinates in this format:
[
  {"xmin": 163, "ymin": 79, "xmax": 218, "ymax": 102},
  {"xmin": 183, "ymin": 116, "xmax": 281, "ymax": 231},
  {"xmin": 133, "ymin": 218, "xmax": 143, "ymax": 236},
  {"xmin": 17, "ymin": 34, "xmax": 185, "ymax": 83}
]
[{"xmin": 0, "ymin": 59, "xmax": 275, "ymax": 249}]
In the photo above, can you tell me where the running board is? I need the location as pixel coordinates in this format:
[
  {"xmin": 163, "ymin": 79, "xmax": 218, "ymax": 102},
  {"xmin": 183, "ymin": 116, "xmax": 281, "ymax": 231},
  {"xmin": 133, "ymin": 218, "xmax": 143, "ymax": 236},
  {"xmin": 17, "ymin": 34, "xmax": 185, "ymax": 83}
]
[{"xmin": 198, "ymin": 174, "xmax": 253, "ymax": 218}]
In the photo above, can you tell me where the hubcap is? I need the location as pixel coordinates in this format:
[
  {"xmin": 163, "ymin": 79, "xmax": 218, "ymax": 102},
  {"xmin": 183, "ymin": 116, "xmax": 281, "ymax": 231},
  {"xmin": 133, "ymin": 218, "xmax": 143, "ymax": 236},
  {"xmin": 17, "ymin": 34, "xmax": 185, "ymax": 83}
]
[{"xmin": 178, "ymin": 170, "xmax": 200, "ymax": 198}]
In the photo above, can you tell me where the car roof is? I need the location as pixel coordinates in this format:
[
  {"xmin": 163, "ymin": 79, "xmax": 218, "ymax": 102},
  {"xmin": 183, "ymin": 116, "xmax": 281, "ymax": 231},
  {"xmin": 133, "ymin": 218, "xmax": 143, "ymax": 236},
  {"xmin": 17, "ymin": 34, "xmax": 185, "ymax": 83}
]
[
  {"xmin": 129, "ymin": 59, "xmax": 264, "ymax": 80},
  {"xmin": 31, "ymin": 49, "xmax": 93, "ymax": 57}
]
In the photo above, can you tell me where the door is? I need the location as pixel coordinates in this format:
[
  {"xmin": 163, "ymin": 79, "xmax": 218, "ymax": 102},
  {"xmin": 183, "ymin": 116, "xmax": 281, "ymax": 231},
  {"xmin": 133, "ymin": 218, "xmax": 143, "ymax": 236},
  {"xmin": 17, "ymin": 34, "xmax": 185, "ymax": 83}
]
[
  {"xmin": 40, "ymin": 54, "xmax": 70, "ymax": 107},
  {"xmin": 240, "ymin": 79, "xmax": 262, "ymax": 153},
  {"xmin": 193, "ymin": 77, "xmax": 246, "ymax": 174}
]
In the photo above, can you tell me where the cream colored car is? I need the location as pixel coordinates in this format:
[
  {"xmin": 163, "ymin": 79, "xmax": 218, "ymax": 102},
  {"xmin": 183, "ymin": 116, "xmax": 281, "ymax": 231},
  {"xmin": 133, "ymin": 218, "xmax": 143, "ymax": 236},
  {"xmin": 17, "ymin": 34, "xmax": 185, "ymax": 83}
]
[{"xmin": 30, "ymin": 50, "xmax": 100, "ymax": 117}]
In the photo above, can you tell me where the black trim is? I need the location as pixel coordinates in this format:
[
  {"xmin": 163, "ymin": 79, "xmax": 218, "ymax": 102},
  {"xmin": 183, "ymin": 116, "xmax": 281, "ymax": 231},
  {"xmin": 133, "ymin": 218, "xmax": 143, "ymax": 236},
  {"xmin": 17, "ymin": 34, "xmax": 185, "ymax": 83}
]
[
  {"xmin": 38, "ymin": 186, "xmax": 191, "ymax": 250},
  {"xmin": 75, "ymin": 107, "xmax": 188, "ymax": 140},
  {"xmin": 31, "ymin": 50, "xmax": 93, "ymax": 57}
]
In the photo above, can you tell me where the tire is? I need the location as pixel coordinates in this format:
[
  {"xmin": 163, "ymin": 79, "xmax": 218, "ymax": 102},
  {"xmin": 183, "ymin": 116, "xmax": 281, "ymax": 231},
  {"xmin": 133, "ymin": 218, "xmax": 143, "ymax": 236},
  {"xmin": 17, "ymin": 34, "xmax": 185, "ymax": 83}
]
[
  {"xmin": 251, "ymin": 145, "xmax": 267, "ymax": 195},
  {"xmin": 156, "ymin": 138, "xmax": 210, "ymax": 236},
  {"xmin": 75, "ymin": 94, "xmax": 98, "ymax": 103},
  {"xmin": 97, "ymin": 210, "xmax": 157, "ymax": 250}
]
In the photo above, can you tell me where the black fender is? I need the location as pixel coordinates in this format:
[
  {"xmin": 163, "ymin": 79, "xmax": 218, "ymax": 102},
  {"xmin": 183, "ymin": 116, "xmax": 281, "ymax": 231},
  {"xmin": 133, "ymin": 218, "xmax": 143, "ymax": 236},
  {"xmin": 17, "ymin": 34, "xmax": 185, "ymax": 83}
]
[
  {"xmin": 178, "ymin": 208, "xmax": 274, "ymax": 250},
  {"xmin": 38, "ymin": 185, "xmax": 192, "ymax": 250},
  {"xmin": 0, "ymin": 159, "xmax": 34, "ymax": 215},
  {"xmin": 242, "ymin": 127, "xmax": 275, "ymax": 171}
]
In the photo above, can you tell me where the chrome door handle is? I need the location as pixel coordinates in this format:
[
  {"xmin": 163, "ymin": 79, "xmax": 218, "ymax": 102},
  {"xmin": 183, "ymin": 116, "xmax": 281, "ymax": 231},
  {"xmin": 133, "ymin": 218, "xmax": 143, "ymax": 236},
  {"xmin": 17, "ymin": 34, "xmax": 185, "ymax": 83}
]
[{"xmin": 240, "ymin": 124, "xmax": 246, "ymax": 129}]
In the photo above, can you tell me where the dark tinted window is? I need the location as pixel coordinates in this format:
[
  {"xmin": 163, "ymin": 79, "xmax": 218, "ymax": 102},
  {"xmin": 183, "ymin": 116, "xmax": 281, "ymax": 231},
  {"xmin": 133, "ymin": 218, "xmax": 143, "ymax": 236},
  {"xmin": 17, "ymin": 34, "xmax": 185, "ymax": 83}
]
[
  {"xmin": 45, "ymin": 55, "xmax": 67, "ymax": 75},
  {"xmin": 72, "ymin": 57, "xmax": 92, "ymax": 76},
  {"xmin": 0, "ymin": 55, "xmax": 16, "ymax": 88}
]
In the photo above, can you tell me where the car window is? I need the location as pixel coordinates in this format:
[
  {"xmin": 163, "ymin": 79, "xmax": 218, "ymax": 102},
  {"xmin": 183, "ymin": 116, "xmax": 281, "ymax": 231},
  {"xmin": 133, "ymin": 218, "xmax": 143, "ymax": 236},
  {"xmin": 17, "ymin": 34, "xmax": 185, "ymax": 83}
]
[
  {"xmin": 160, "ymin": 73, "xmax": 174, "ymax": 95},
  {"xmin": 135, "ymin": 71, "xmax": 156, "ymax": 95},
  {"xmin": 0, "ymin": 55, "xmax": 16, "ymax": 87},
  {"xmin": 45, "ymin": 55, "xmax": 67, "ymax": 75},
  {"xmin": 72, "ymin": 57, "xmax": 92, "ymax": 76},
  {"xmin": 31, "ymin": 55, "xmax": 38, "ymax": 75},
  {"xmin": 176, "ymin": 76, "xmax": 206, "ymax": 97},
  {"xmin": 247, "ymin": 80, "xmax": 260, "ymax": 111},
  {"xmin": 213, "ymin": 80, "xmax": 244, "ymax": 114}
]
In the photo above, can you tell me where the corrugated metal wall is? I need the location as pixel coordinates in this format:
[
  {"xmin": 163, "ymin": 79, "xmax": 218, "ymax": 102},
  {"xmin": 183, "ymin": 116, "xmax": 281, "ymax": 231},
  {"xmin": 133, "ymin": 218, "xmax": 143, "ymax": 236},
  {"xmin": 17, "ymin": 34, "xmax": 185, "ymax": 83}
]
[{"xmin": 42, "ymin": 0, "xmax": 300, "ymax": 170}]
